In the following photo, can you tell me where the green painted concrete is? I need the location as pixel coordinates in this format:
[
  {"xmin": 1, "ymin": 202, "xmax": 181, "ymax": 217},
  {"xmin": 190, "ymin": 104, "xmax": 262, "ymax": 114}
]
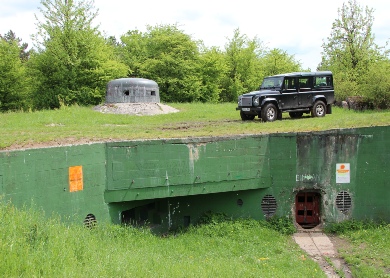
[
  {"xmin": 0, "ymin": 126, "xmax": 389, "ymax": 230},
  {"xmin": 105, "ymin": 136, "xmax": 270, "ymax": 202},
  {"xmin": 0, "ymin": 144, "xmax": 108, "ymax": 224}
]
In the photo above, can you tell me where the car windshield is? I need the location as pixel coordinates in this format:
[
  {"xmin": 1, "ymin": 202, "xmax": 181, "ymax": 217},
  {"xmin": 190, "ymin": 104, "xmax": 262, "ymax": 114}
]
[{"xmin": 260, "ymin": 77, "xmax": 283, "ymax": 89}]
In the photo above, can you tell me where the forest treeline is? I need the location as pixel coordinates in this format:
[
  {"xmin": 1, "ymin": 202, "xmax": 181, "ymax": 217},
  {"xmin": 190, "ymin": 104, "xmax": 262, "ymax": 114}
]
[{"xmin": 0, "ymin": 0, "xmax": 389, "ymax": 112}]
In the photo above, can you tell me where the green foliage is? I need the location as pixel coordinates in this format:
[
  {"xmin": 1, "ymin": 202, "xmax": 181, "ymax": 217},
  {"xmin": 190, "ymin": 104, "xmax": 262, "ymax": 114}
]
[
  {"xmin": 197, "ymin": 46, "xmax": 227, "ymax": 102},
  {"xmin": 260, "ymin": 48, "xmax": 303, "ymax": 76},
  {"xmin": 5, "ymin": 0, "xmax": 390, "ymax": 111},
  {"xmin": 30, "ymin": 0, "xmax": 127, "ymax": 109},
  {"xmin": 118, "ymin": 27, "xmax": 303, "ymax": 103},
  {"xmin": 262, "ymin": 216, "xmax": 297, "ymax": 235},
  {"xmin": 0, "ymin": 38, "xmax": 31, "ymax": 111},
  {"xmin": 219, "ymin": 30, "xmax": 304, "ymax": 102},
  {"xmin": 361, "ymin": 60, "xmax": 390, "ymax": 109},
  {"xmin": 324, "ymin": 219, "xmax": 387, "ymax": 234},
  {"xmin": 119, "ymin": 29, "xmax": 147, "ymax": 77},
  {"xmin": 196, "ymin": 211, "xmax": 232, "ymax": 225},
  {"xmin": 194, "ymin": 213, "xmax": 297, "ymax": 237},
  {"xmin": 120, "ymin": 24, "xmax": 209, "ymax": 103},
  {"xmin": 319, "ymin": 0, "xmax": 390, "ymax": 108},
  {"xmin": 219, "ymin": 29, "xmax": 265, "ymax": 102},
  {"xmin": 320, "ymin": 0, "xmax": 378, "ymax": 72},
  {"xmin": 0, "ymin": 30, "xmax": 32, "ymax": 61}
]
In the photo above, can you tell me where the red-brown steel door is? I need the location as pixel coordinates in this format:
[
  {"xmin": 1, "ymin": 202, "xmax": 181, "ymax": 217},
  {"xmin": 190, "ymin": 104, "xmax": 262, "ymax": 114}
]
[{"xmin": 296, "ymin": 192, "xmax": 320, "ymax": 227}]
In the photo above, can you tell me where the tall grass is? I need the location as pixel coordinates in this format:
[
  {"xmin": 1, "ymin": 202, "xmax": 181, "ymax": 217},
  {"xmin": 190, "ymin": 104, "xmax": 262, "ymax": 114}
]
[
  {"xmin": 1, "ymin": 103, "xmax": 390, "ymax": 149},
  {"xmin": 0, "ymin": 202, "xmax": 325, "ymax": 277},
  {"xmin": 325, "ymin": 220, "xmax": 390, "ymax": 277}
]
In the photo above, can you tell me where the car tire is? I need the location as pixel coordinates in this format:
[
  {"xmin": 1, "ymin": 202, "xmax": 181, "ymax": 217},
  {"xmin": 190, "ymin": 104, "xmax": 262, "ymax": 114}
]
[
  {"xmin": 311, "ymin": 100, "xmax": 326, "ymax": 117},
  {"xmin": 289, "ymin": 112, "xmax": 303, "ymax": 118},
  {"xmin": 240, "ymin": 111, "xmax": 255, "ymax": 121},
  {"xmin": 261, "ymin": 103, "xmax": 278, "ymax": 122}
]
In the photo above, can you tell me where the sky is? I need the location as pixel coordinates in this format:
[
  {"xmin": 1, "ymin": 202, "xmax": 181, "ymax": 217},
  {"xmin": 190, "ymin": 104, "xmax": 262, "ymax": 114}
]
[{"xmin": 1, "ymin": 0, "xmax": 389, "ymax": 70}]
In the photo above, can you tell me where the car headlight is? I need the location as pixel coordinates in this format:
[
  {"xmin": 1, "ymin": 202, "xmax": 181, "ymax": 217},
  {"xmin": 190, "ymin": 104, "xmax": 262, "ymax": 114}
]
[{"xmin": 253, "ymin": 96, "xmax": 260, "ymax": 106}]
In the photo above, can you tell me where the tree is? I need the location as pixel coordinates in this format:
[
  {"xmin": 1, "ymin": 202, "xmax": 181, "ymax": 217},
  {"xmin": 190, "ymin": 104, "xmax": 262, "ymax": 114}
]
[
  {"xmin": 361, "ymin": 59, "xmax": 390, "ymax": 109},
  {"xmin": 260, "ymin": 48, "xmax": 302, "ymax": 77},
  {"xmin": 119, "ymin": 30, "xmax": 147, "ymax": 77},
  {"xmin": 120, "ymin": 24, "xmax": 207, "ymax": 102},
  {"xmin": 197, "ymin": 46, "xmax": 228, "ymax": 103},
  {"xmin": 320, "ymin": 0, "xmax": 378, "ymax": 73},
  {"xmin": 319, "ymin": 0, "xmax": 389, "ymax": 107},
  {"xmin": 31, "ymin": 0, "xmax": 127, "ymax": 109},
  {"xmin": 0, "ymin": 38, "xmax": 30, "ymax": 111},
  {"xmin": 220, "ymin": 29, "xmax": 265, "ymax": 102},
  {"xmin": 0, "ymin": 30, "xmax": 32, "ymax": 62}
]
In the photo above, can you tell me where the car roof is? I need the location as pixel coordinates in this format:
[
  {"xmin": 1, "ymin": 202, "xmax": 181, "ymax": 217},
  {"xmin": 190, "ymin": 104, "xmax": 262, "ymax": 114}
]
[{"xmin": 266, "ymin": 71, "xmax": 332, "ymax": 78}]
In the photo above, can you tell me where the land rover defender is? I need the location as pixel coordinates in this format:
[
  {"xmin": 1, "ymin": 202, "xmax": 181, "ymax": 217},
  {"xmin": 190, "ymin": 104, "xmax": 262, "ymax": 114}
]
[{"xmin": 236, "ymin": 71, "xmax": 335, "ymax": 122}]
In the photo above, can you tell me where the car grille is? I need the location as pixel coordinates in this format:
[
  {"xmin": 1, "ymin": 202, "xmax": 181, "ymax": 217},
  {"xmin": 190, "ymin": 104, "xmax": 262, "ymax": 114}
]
[{"xmin": 241, "ymin": 96, "xmax": 253, "ymax": 106}]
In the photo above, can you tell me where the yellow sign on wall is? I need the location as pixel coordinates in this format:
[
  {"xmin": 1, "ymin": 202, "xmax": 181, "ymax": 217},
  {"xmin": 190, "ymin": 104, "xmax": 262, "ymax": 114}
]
[{"xmin": 69, "ymin": 166, "xmax": 83, "ymax": 192}]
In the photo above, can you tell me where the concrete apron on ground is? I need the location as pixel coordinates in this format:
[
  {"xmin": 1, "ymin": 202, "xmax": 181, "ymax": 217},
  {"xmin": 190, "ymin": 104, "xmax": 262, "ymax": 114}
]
[{"xmin": 293, "ymin": 232, "xmax": 352, "ymax": 278}]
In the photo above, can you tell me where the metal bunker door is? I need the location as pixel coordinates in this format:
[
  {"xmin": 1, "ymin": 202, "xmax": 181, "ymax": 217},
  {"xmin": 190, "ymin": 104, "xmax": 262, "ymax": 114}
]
[{"xmin": 296, "ymin": 192, "xmax": 320, "ymax": 229}]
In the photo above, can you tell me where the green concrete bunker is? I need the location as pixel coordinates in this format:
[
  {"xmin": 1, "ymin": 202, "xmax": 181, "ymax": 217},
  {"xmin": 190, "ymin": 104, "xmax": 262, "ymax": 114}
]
[{"xmin": 0, "ymin": 126, "xmax": 389, "ymax": 231}]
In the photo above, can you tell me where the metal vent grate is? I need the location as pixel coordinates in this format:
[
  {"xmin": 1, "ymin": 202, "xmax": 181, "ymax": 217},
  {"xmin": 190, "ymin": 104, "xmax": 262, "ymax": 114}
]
[
  {"xmin": 261, "ymin": 195, "xmax": 277, "ymax": 217},
  {"xmin": 83, "ymin": 213, "xmax": 97, "ymax": 228},
  {"xmin": 336, "ymin": 191, "xmax": 352, "ymax": 213}
]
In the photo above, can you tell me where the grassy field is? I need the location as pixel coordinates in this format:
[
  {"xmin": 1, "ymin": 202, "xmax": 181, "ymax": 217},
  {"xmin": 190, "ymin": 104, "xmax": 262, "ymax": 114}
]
[
  {"xmin": 2, "ymin": 202, "xmax": 389, "ymax": 277},
  {"xmin": 1, "ymin": 102, "xmax": 390, "ymax": 149},
  {"xmin": 0, "ymin": 202, "xmax": 325, "ymax": 277},
  {"xmin": 326, "ymin": 221, "xmax": 390, "ymax": 277}
]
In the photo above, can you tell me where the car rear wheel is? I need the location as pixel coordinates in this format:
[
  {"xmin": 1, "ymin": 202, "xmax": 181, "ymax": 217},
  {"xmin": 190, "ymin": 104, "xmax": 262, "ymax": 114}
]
[
  {"xmin": 261, "ymin": 103, "xmax": 278, "ymax": 122},
  {"xmin": 240, "ymin": 111, "xmax": 255, "ymax": 121},
  {"xmin": 311, "ymin": 101, "xmax": 326, "ymax": 117}
]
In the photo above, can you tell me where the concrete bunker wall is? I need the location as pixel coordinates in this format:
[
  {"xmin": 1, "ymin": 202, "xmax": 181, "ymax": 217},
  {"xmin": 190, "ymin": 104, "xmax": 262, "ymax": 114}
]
[
  {"xmin": 0, "ymin": 126, "xmax": 388, "ymax": 230},
  {"xmin": 105, "ymin": 78, "xmax": 160, "ymax": 103}
]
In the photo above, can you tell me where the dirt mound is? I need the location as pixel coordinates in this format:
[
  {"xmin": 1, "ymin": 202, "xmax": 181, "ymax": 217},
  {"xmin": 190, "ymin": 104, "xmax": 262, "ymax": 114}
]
[{"xmin": 93, "ymin": 103, "xmax": 179, "ymax": 116}]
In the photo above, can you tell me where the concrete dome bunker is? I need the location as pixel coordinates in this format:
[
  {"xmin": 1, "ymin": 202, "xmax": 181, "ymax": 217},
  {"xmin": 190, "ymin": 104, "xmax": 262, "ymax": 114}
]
[{"xmin": 105, "ymin": 78, "xmax": 160, "ymax": 104}]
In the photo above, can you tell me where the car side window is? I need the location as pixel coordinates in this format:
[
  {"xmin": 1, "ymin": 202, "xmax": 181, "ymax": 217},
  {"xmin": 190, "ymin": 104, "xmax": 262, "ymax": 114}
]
[
  {"xmin": 315, "ymin": 76, "xmax": 333, "ymax": 89},
  {"xmin": 283, "ymin": 78, "xmax": 297, "ymax": 92},
  {"xmin": 298, "ymin": 77, "xmax": 311, "ymax": 91}
]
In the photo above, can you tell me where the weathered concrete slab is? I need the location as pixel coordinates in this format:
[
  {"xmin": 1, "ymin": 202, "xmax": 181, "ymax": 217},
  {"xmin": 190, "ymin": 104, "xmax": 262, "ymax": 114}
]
[{"xmin": 293, "ymin": 232, "xmax": 352, "ymax": 278}]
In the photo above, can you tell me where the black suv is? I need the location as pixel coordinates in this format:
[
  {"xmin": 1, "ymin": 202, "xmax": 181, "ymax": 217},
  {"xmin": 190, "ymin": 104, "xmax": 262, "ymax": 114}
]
[{"xmin": 236, "ymin": 71, "xmax": 335, "ymax": 122}]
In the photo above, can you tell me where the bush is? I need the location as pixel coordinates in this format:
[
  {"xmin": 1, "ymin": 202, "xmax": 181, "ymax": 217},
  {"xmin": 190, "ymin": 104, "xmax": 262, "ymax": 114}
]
[
  {"xmin": 324, "ymin": 219, "xmax": 388, "ymax": 234},
  {"xmin": 195, "ymin": 211, "xmax": 296, "ymax": 235},
  {"xmin": 196, "ymin": 211, "xmax": 232, "ymax": 225},
  {"xmin": 262, "ymin": 216, "xmax": 297, "ymax": 235}
]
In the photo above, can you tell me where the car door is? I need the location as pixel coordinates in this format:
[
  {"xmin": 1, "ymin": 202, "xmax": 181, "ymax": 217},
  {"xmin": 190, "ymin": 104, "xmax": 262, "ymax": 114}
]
[
  {"xmin": 298, "ymin": 77, "xmax": 313, "ymax": 108},
  {"xmin": 281, "ymin": 77, "xmax": 298, "ymax": 109}
]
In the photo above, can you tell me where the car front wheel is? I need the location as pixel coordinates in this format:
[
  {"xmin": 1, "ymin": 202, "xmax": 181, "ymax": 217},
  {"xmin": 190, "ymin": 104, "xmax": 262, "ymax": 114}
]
[
  {"xmin": 261, "ymin": 103, "xmax": 278, "ymax": 122},
  {"xmin": 311, "ymin": 101, "xmax": 326, "ymax": 117}
]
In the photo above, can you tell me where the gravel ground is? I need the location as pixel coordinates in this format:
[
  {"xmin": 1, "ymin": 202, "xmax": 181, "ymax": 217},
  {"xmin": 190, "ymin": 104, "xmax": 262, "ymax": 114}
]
[{"xmin": 93, "ymin": 102, "xmax": 179, "ymax": 116}]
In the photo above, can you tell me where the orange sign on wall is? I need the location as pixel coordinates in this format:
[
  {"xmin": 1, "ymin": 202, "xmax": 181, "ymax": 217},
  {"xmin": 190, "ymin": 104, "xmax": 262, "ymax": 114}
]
[
  {"xmin": 69, "ymin": 166, "xmax": 83, "ymax": 192},
  {"xmin": 336, "ymin": 163, "xmax": 350, "ymax": 183}
]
